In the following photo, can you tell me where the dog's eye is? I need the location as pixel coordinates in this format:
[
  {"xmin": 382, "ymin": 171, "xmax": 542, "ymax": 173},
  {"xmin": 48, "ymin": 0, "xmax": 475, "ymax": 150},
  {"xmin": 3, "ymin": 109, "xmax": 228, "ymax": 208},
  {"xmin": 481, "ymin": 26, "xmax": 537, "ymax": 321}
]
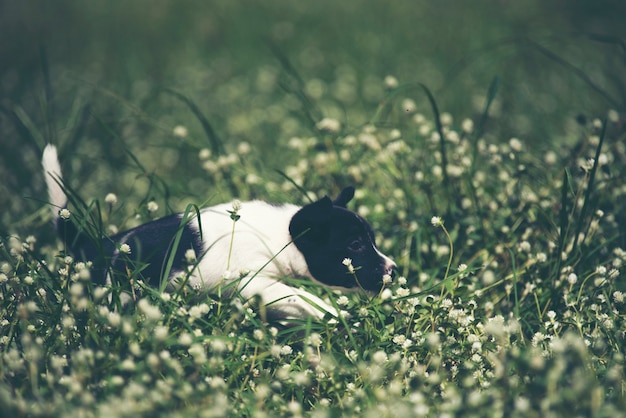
[{"xmin": 347, "ymin": 238, "xmax": 364, "ymax": 252}]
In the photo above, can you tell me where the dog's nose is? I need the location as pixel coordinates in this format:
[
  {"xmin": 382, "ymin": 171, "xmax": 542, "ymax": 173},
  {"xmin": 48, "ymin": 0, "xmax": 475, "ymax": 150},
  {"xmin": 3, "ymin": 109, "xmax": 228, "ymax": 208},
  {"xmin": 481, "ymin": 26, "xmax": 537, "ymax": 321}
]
[{"xmin": 384, "ymin": 258, "xmax": 397, "ymax": 276}]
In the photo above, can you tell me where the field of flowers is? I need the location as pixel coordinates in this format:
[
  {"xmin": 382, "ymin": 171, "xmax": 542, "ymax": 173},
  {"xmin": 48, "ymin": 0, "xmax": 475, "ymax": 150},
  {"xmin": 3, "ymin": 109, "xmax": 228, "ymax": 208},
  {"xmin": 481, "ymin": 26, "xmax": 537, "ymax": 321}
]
[{"xmin": 1, "ymin": 1, "xmax": 625, "ymax": 417}]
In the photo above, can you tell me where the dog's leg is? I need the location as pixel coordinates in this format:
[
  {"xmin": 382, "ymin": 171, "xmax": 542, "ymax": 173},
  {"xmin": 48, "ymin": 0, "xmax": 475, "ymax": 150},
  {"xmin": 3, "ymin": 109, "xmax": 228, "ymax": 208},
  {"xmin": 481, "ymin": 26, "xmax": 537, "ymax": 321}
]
[{"xmin": 237, "ymin": 276, "xmax": 338, "ymax": 320}]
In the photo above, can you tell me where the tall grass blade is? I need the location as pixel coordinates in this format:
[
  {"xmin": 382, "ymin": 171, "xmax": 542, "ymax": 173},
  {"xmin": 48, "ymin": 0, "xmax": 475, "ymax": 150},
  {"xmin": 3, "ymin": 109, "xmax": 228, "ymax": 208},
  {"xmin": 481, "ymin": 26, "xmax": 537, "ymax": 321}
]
[{"xmin": 163, "ymin": 88, "xmax": 225, "ymax": 156}]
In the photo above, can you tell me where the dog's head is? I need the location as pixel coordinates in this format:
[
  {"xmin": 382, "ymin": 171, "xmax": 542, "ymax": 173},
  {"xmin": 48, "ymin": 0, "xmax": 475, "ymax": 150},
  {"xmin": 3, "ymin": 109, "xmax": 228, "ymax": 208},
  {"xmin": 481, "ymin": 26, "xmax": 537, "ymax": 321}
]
[{"xmin": 289, "ymin": 187, "xmax": 396, "ymax": 291}]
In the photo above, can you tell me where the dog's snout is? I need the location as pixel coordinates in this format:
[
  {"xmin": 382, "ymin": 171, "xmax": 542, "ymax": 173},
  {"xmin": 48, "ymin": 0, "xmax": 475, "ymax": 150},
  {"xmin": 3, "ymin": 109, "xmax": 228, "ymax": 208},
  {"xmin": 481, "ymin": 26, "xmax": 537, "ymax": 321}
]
[{"xmin": 383, "ymin": 257, "xmax": 397, "ymax": 276}]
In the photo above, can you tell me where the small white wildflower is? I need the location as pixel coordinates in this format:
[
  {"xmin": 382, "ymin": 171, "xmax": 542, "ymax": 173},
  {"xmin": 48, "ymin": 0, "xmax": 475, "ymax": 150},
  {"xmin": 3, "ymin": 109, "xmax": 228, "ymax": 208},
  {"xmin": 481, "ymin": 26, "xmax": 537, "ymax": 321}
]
[
  {"xmin": 402, "ymin": 98, "xmax": 416, "ymax": 113},
  {"xmin": 119, "ymin": 243, "xmax": 131, "ymax": 255},
  {"xmin": 147, "ymin": 201, "xmax": 159, "ymax": 213},
  {"xmin": 316, "ymin": 117, "xmax": 341, "ymax": 133},
  {"xmin": 104, "ymin": 193, "xmax": 118, "ymax": 205},
  {"xmin": 173, "ymin": 125, "xmax": 188, "ymax": 138},
  {"xmin": 231, "ymin": 199, "xmax": 242, "ymax": 212},
  {"xmin": 536, "ymin": 252, "xmax": 548, "ymax": 262},
  {"xmin": 336, "ymin": 295, "xmax": 349, "ymax": 306},
  {"xmin": 396, "ymin": 287, "xmax": 410, "ymax": 297},
  {"xmin": 178, "ymin": 332, "xmax": 193, "ymax": 346},
  {"xmin": 613, "ymin": 291, "xmax": 624, "ymax": 303},
  {"xmin": 237, "ymin": 142, "xmax": 251, "ymax": 155},
  {"xmin": 154, "ymin": 325, "xmax": 169, "ymax": 341},
  {"xmin": 137, "ymin": 299, "xmax": 162, "ymax": 321},
  {"xmin": 567, "ymin": 273, "xmax": 578, "ymax": 285},
  {"xmin": 518, "ymin": 241, "xmax": 531, "ymax": 253},
  {"xmin": 393, "ymin": 334, "xmax": 406, "ymax": 345},
  {"xmin": 308, "ymin": 333, "xmax": 322, "ymax": 347},
  {"xmin": 461, "ymin": 118, "xmax": 474, "ymax": 133},
  {"xmin": 253, "ymin": 329, "xmax": 264, "ymax": 341},
  {"xmin": 380, "ymin": 288, "xmax": 393, "ymax": 300},
  {"xmin": 441, "ymin": 298, "xmax": 453, "ymax": 309},
  {"xmin": 431, "ymin": 216, "xmax": 443, "ymax": 227},
  {"xmin": 59, "ymin": 208, "xmax": 71, "ymax": 220},
  {"xmin": 440, "ymin": 112, "xmax": 453, "ymax": 126},
  {"xmin": 342, "ymin": 258, "xmax": 355, "ymax": 274},
  {"xmin": 383, "ymin": 75, "xmax": 398, "ymax": 90},
  {"xmin": 509, "ymin": 137, "xmax": 523, "ymax": 152},
  {"xmin": 372, "ymin": 350, "xmax": 388, "ymax": 364},
  {"xmin": 210, "ymin": 339, "xmax": 227, "ymax": 354},
  {"xmin": 184, "ymin": 249, "xmax": 196, "ymax": 264},
  {"xmin": 198, "ymin": 148, "xmax": 211, "ymax": 160},
  {"xmin": 382, "ymin": 274, "xmax": 392, "ymax": 285},
  {"xmin": 280, "ymin": 345, "xmax": 293, "ymax": 356}
]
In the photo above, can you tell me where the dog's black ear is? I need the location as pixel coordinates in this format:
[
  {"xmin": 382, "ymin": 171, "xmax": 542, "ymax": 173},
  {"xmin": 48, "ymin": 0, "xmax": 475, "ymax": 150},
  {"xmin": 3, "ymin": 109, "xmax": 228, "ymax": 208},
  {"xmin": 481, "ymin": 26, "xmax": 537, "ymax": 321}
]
[
  {"xmin": 289, "ymin": 196, "xmax": 333, "ymax": 248},
  {"xmin": 332, "ymin": 186, "xmax": 355, "ymax": 208}
]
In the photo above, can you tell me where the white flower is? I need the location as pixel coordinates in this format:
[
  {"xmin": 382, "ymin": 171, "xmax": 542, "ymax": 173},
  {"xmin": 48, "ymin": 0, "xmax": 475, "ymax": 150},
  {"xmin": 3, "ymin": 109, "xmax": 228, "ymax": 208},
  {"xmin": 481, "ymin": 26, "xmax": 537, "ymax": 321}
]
[
  {"xmin": 237, "ymin": 142, "xmax": 251, "ymax": 155},
  {"xmin": 105, "ymin": 193, "xmax": 118, "ymax": 205},
  {"xmin": 185, "ymin": 249, "xmax": 196, "ymax": 263},
  {"xmin": 198, "ymin": 148, "xmax": 211, "ymax": 160},
  {"xmin": 147, "ymin": 201, "xmax": 159, "ymax": 213},
  {"xmin": 509, "ymin": 137, "xmax": 523, "ymax": 152},
  {"xmin": 372, "ymin": 350, "xmax": 388, "ymax": 364},
  {"xmin": 382, "ymin": 274, "xmax": 392, "ymax": 285},
  {"xmin": 567, "ymin": 273, "xmax": 578, "ymax": 285},
  {"xmin": 384, "ymin": 75, "xmax": 399, "ymax": 89},
  {"xmin": 308, "ymin": 333, "xmax": 322, "ymax": 347},
  {"xmin": 178, "ymin": 332, "xmax": 193, "ymax": 346},
  {"xmin": 280, "ymin": 345, "xmax": 293, "ymax": 356},
  {"xmin": 336, "ymin": 295, "xmax": 349, "ymax": 306},
  {"xmin": 342, "ymin": 258, "xmax": 355, "ymax": 274},
  {"xmin": 154, "ymin": 325, "xmax": 169, "ymax": 341},
  {"xmin": 253, "ymin": 329, "xmax": 264, "ymax": 341},
  {"xmin": 59, "ymin": 208, "xmax": 71, "ymax": 220},
  {"xmin": 461, "ymin": 118, "xmax": 474, "ymax": 133},
  {"xmin": 173, "ymin": 125, "xmax": 188, "ymax": 138},
  {"xmin": 431, "ymin": 216, "xmax": 443, "ymax": 227},
  {"xmin": 119, "ymin": 243, "xmax": 131, "ymax": 255},
  {"xmin": 316, "ymin": 117, "xmax": 341, "ymax": 133}
]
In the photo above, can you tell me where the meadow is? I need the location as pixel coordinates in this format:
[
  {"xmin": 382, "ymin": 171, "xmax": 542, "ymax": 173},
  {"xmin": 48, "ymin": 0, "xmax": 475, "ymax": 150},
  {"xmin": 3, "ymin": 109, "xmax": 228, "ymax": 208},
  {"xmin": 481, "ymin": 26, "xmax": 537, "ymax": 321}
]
[{"xmin": 1, "ymin": 2, "xmax": 625, "ymax": 416}]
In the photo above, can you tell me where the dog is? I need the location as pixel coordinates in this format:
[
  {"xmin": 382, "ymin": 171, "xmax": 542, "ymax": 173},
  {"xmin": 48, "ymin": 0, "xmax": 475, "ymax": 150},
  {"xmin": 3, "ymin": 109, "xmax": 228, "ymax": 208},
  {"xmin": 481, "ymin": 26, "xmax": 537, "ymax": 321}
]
[{"xmin": 42, "ymin": 144, "xmax": 396, "ymax": 320}]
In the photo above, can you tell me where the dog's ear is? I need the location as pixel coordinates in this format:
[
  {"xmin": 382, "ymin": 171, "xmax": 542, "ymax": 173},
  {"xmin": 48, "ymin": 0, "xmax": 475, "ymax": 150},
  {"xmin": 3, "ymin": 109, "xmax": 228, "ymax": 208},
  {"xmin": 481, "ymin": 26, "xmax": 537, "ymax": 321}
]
[
  {"xmin": 289, "ymin": 196, "xmax": 333, "ymax": 248},
  {"xmin": 332, "ymin": 186, "xmax": 355, "ymax": 208}
]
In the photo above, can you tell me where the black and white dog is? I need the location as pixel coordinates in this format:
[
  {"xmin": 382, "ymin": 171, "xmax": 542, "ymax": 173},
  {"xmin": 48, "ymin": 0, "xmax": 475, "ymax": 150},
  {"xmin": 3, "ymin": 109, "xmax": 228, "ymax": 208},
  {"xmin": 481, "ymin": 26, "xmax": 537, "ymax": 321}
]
[{"xmin": 42, "ymin": 145, "xmax": 395, "ymax": 320}]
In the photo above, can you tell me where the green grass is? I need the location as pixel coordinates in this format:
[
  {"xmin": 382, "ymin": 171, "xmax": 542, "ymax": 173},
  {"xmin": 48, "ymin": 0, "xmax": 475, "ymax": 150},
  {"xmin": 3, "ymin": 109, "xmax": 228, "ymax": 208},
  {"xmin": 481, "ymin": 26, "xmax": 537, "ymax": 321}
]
[
  {"xmin": 1, "ymin": 1, "xmax": 626, "ymax": 417},
  {"xmin": 1, "ymin": 94, "xmax": 625, "ymax": 416}
]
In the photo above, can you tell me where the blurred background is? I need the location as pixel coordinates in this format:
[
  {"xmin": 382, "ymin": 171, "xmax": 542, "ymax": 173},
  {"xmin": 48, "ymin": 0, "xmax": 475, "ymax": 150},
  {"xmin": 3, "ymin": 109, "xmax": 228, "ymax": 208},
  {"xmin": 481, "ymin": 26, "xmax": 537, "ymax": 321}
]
[{"xmin": 1, "ymin": 0, "xmax": 625, "ymax": 235}]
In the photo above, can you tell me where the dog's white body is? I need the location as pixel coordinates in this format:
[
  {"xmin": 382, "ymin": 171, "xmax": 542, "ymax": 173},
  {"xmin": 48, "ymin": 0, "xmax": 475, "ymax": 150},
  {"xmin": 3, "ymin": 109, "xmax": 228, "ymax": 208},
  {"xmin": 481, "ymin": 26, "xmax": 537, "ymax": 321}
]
[
  {"xmin": 182, "ymin": 202, "xmax": 338, "ymax": 318},
  {"xmin": 42, "ymin": 145, "xmax": 395, "ymax": 321}
]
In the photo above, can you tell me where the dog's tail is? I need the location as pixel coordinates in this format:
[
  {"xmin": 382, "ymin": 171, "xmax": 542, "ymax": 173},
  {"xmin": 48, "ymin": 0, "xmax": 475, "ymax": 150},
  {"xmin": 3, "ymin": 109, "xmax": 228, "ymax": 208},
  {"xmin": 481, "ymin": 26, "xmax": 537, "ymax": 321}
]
[
  {"xmin": 42, "ymin": 144, "xmax": 67, "ymax": 222},
  {"xmin": 42, "ymin": 144, "xmax": 98, "ymax": 260}
]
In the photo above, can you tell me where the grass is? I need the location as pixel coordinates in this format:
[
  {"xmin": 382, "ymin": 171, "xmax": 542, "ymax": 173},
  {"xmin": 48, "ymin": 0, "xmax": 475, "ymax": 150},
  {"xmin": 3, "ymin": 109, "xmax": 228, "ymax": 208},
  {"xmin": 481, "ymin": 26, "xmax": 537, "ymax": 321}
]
[
  {"xmin": 1, "ymin": 2, "xmax": 626, "ymax": 417},
  {"xmin": 1, "ymin": 91, "xmax": 625, "ymax": 416}
]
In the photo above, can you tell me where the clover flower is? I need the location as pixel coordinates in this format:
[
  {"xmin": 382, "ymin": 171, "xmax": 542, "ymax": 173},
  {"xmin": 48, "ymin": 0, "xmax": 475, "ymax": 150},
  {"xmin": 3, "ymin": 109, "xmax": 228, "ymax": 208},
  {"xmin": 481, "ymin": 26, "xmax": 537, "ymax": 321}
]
[
  {"xmin": 104, "ymin": 193, "xmax": 118, "ymax": 205},
  {"xmin": 342, "ymin": 258, "xmax": 355, "ymax": 274},
  {"xmin": 172, "ymin": 125, "xmax": 188, "ymax": 138},
  {"xmin": 59, "ymin": 208, "xmax": 71, "ymax": 220},
  {"xmin": 119, "ymin": 243, "xmax": 131, "ymax": 255},
  {"xmin": 316, "ymin": 117, "xmax": 341, "ymax": 133},
  {"xmin": 146, "ymin": 201, "xmax": 159, "ymax": 213}
]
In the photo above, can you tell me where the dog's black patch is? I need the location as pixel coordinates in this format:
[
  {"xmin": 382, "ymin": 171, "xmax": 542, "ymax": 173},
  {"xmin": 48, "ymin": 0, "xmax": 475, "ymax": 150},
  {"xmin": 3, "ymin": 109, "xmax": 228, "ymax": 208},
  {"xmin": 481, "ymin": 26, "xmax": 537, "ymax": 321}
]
[{"xmin": 59, "ymin": 213, "xmax": 203, "ymax": 286}]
